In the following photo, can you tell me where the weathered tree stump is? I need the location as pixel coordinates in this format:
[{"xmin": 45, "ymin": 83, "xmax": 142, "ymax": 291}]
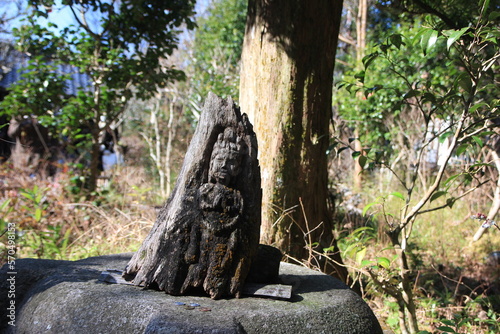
[{"xmin": 124, "ymin": 93, "xmax": 261, "ymax": 299}]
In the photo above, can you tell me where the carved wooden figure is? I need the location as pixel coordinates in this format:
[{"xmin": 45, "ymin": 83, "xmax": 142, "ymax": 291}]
[{"xmin": 124, "ymin": 93, "xmax": 261, "ymax": 299}]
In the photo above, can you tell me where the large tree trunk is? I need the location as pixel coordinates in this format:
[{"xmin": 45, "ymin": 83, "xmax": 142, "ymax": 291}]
[
  {"xmin": 124, "ymin": 93, "xmax": 261, "ymax": 299},
  {"xmin": 239, "ymin": 0, "xmax": 347, "ymax": 281}
]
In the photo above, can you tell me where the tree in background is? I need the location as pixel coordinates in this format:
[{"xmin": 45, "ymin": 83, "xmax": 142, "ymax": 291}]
[
  {"xmin": 239, "ymin": 0, "xmax": 348, "ymax": 281},
  {"xmin": 336, "ymin": 0, "xmax": 499, "ymax": 332},
  {"xmin": 0, "ymin": 1, "xmax": 27, "ymax": 101},
  {"xmin": 0, "ymin": 0, "xmax": 196, "ymax": 192},
  {"xmin": 334, "ymin": 0, "xmax": 369, "ymax": 191},
  {"xmin": 189, "ymin": 0, "xmax": 247, "ymax": 113},
  {"xmin": 380, "ymin": 0, "xmax": 490, "ymax": 29},
  {"xmin": 137, "ymin": 88, "xmax": 189, "ymax": 200},
  {"xmin": 0, "ymin": 0, "xmax": 25, "ymax": 35}
]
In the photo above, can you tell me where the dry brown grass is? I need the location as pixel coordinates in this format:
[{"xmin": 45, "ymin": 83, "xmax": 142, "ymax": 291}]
[
  {"xmin": 0, "ymin": 163, "xmax": 157, "ymax": 264},
  {"xmin": 276, "ymin": 191, "xmax": 500, "ymax": 334}
]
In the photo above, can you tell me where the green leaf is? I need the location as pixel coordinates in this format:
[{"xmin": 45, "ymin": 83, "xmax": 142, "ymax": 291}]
[
  {"xmin": 354, "ymin": 70, "xmax": 365, "ymax": 83},
  {"xmin": 472, "ymin": 136, "xmax": 484, "ymax": 147},
  {"xmin": 404, "ymin": 89, "xmax": 420, "ymax": 99},
  {"xmin": 343, "ymin": 244, "xmax": 359, "ymax": 259},
  {"xmin": 479, "ymin": 131, "xmax": 495, "ymax": 137},
  {"xmin": 0, "ymin": 198, "xmax": 11, "ymax": 211},
  {"xmin": 436, "ymin": 326, "xmax": 455, "ymax": 333},
  {"xmin": 469, "ymin": 102, "xmax": 489, "ymax": 113},
  {"xmin": 362, "ymin": 201, "xmax": 378, "ymax": 216},
  {"xmin": 35, "ymin": 208, "xmax": 43, "ymax": 222},
  {"xmin": 420, "ymin": 28, "xmax": 438, "ymax": 54},
  {"xmin": 337, "ymin": 146, "xmax": 349, "ymax": 155},
  {"xmin": 326, "ymin": 142, "xmax": 337, "ymax": 155},
  {"xmin": 379, "ymin": 43, "xmax": 390, "ymax": 54},
  {"xmin": 444, "ymin": 174, "xmax": 460, "ymax": 186},
  {"xmin": 358, "ymin": 155, "xmax": 368, "ymax": 169},
  {"xmin": 440, "ymin": 319, "xmax": 455, "ymax": 326},
  {"xmin": 391, "ymin": 192, "xmax": 405, "ymax": 201},
  {"xmin": 427, "ymin": 30, "xmax": 439, "ymax": 51},
  {"xmin": 422, "ymin": 92, "xmax": 436, "ymax": 104},
  {"xmin": 60, "ymin": 228, "xmax": 72, "ymax": 253},
  {"xmin": 488, "ymin": 10, "xmax": 500, "ymax": 21},
  {"xmin": 456, "ymin": 73, "xmax": 472, "ymax": 92},
  {"xmin": 439, "ymin": 132, "xmax": 453, "ymax": 144},
  {"xmin": 345, "ymin": 83, "xmax": 358, "ymax": 94},
  {"xmin": 377, "ymin": 257, "xmax": 391, "ymax": 269},
  {"xmin": 362, "ymin": 52, "xmax": 379, "ymax": 69},
  {"xmin": 361, "ymin": 259, "xmax": 374, "ymax": 267},
  {"xmin": 445, "ymin": 27, "xmax": 470, "ymax": 50},
  {"xmin": 470, "ymin": 162, "xmax": 493, "ymax": 169},
  {"xmin": 456, "ymin": 143, "xmax": 468, "ymax": 156},
  {"xmin": 323, "ymin": 246, "xmax": 335, "ymax": 253},
  {"xmin": 20, "ymin": 191, "xmax": 34, "ymax": 202},
  {"xmin": 352, "ymin": 151, "xmax": 361, "ymax": 158},
  {"xmin": 356, "ymin": 247, "xmax": 367, "ymax": 264},
  {"xmin": 430, "ymin": 191, "xmax": 447, "ymax": 202},
  {"xmin": 389, "ymin": 33, "xmax": 404, "ymax": 49},
  {"xmin": 337, "ymin": 82, "xmax": 347, "ymax": 90},
  {"xmin": 352, "ymin": 226, "xmax": 375, "ymax": 235}
]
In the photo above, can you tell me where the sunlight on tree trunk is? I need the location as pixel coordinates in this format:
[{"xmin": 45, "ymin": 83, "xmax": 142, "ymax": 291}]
[
  {"xmin": 141, "ymin": 100, "xmax": 166, "ymax": 197},
  {"xmin": 165, "ymin": 98, "xmax": 178, "ymax": 197},
  {"xmin": 353, "ymin": 0, "xmax": 367, "ymax": 191},
  {"xmin": 140, "ymin": 94, "xmax": 181, "ymax": 199},
  {"xmin": 473, "ymin": 142, "xmax": 500, "ymax": 241},
  {"xmin": 239, "ymin": 0, "xmax": 347, "ymax": 281}
]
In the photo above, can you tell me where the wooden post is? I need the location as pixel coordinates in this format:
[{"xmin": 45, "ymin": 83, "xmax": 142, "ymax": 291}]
[{"xmin": 124, "ymin": 93, "xmax": 261, "ymax": 299}]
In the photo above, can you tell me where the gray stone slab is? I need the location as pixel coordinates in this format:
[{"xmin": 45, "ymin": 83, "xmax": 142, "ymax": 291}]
[{"xmin": 0, "ymin": 253, "xmax": 383, "ymax": 334}]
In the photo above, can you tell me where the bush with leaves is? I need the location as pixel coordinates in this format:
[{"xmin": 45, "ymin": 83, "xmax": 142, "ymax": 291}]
[
  {"xmin": 189, "ymin": 0, "xmax": 247, "ymax": 110},
  {"xmin": 0, "ymin": 1, "xmax": 196, "ymax": 191},
  {"xmin": 335, "ymin": 1, "xmax": 500, "ymax": 333}
]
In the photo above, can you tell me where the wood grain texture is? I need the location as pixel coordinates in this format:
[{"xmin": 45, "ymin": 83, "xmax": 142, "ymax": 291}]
[{"xmin": 124, "ymin": 93, "xmax": 261, "ymax": 299}]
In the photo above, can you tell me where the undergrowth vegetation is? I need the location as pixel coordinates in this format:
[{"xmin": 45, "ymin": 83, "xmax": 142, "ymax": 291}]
[
  {"xmin": 273, "ymin": 184, "xmax": 497, "ymax": 333},
  {"xmin": 0, "ymin": 162, "xmax": 155, "ymax": 263},
  {"xmin": 333, "ymin": 185, "xmax": 500, "ymax": 333},
  {"xmin": 0, "ymin": 147, "xmax": 498, "ymax": 334}
]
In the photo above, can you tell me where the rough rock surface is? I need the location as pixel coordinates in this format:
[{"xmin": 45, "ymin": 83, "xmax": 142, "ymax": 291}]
[{"xmin": 0, "ymin": 253, "xmax": 383, "ymax": 334}]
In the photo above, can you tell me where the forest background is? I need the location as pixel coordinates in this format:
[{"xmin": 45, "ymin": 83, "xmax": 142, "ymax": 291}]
[{"xmin": 0, "ymin": 0, "xmax": 499, "ymax": 333}]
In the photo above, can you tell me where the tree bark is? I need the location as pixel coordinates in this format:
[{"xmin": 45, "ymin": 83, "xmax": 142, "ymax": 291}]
[
  {"xmin": 124, "ymin": 93, "xmax": 261, "ymax": 299},
  {"xmin": 88, "ymin": 132, "xmax": 101, "ymax": 193},
  {"xmin": 239, "ymin": 0, "xmax": 347, "ymax": 281},
  {"xmin": 352, "ymin": 0, "xmax": 367, "ymax": 191},
  {"xmin": 473, "ymin": 142, "xmax": 500, "ymax": 241}
]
